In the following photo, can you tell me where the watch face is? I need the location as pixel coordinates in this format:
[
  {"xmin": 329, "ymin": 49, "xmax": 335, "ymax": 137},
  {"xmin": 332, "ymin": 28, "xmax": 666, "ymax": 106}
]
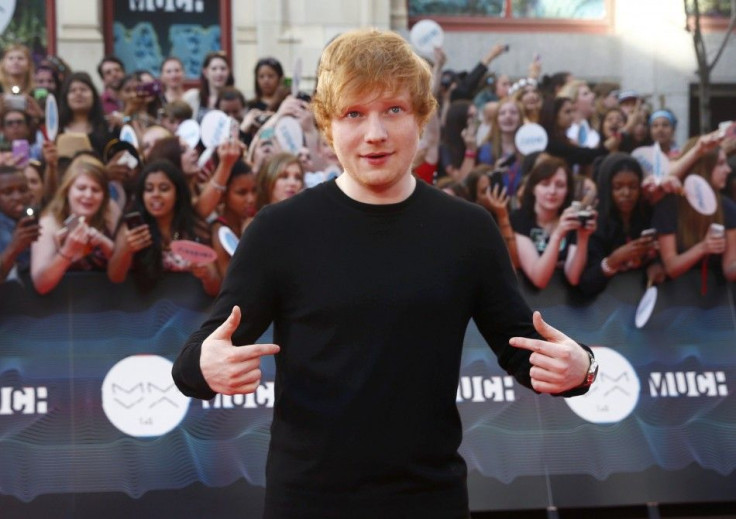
[{"xmin": 585, "ymin": 353, "xmax": 598, "ymax": 386}]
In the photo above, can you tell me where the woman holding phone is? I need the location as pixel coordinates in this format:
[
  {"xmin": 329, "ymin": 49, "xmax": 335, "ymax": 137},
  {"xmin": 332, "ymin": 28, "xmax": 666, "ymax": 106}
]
[
  {"xmin": 31, "ymin": 155, "xmax": 119, "ymax": 294},
  {"xmin": 107, "ymin": 159, "xmax": 221, "ymax": 295},
  {"xmin": 578, "ymin": 153, "xmax": 664, "ymax": 296},
  {"xmin": 652, "ymin": 137, "xmax": 736, "ymax": 281}
]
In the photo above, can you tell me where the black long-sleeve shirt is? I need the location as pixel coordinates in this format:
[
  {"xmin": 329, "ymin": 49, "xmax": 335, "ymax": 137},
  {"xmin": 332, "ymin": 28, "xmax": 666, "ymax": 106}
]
[{"xmin": 173, "ymin": 180, "xmax": 585, "ymax": 518}]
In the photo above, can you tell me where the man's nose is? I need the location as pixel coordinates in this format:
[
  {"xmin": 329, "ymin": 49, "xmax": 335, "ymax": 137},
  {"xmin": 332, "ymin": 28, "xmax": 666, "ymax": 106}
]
[{"xmin": 364, "ymin": 113, "xmax": 387, "ymax": 142}]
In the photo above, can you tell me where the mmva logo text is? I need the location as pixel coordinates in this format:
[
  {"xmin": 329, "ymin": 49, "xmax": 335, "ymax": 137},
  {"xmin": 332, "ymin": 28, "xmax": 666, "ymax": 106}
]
[
  {"xmin": 101, "ymin": 355, "xmax": 190, "ymax": 437},
  {"xmin": 0, "ymin": 386, "xmax": 48, "ymax": 415},
  {"xmin": 456, "ymin": 376, "xmax": 515, "ymax": 403},
  {"xmin": 649, "ymin": 371, "xmax": 728, "ymax": 397},
  {"xmin": 565, "ymin": 346, "xmax": 640, "ymax": 424}
]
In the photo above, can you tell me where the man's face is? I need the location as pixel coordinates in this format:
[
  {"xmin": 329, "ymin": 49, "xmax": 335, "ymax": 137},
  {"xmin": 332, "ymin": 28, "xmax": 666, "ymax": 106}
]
[
  {"xmin": 0, "ymin": 172, "xmax": 31, "ymax": 220},
  {"xmin": 2, "ymin": 112, "xmax": 29, "ymax": 141},
  {"xmin": 101, "ymin": 61, "xmax": 124, "ymax": 91},
  {"xmin": 330, "ymin": 88, "xmax": 420, "ymax": 196}
]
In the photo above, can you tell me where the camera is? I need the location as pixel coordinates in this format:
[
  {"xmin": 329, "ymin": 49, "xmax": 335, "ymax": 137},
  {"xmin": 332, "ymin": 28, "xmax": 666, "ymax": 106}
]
[
  {"xmin": 571, "ymin": 201, "xmax": 594, "ymax": 225},
  {"xmin": 295, "ymin": 91, "xmax": 312, "ymax": 103}
]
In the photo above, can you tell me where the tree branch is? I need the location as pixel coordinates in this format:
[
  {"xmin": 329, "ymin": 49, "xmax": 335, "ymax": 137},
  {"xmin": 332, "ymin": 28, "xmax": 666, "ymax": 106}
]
[{"xmin": 707, "ymin": 0, "xmax": 736, "ymax": 73}]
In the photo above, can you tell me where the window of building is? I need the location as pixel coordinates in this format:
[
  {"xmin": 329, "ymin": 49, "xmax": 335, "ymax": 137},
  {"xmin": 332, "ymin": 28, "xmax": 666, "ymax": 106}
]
[{"xmin": 408, "ymin": 0, "xmax": 613, "ymax": 33}]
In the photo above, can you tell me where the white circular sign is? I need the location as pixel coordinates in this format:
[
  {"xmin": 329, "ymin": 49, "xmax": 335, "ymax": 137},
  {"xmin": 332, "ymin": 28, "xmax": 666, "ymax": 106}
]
[
  {"xmin": 200, "ymin": 109, "xmax": 230, "ymax": 148},
  {"xmin": 119, "ymin": 124, "xmax": 139, "ymax": 150},
  {"xmin": 0, "ymin": 1, "xmax": 16, "ymax": 35},
  {"xmin": 101, "ymin": 355, "xmax": 190, "ymax": 437},
  {"xmin": 45, "ymin": 93, "xmax": 59, "ymax": 142},
  {"xmin": 565, "ymin": 347, "xmax": 640, "ymax": 424},
  {"xmin": 515, "ymin": 123, "xmax": 548, "ymax": 155},
  {"xmin": 410, "ymin": 19, "xmax": 444, "ymax": 56},
  {"xmin": 275, "ymin": 116, "xmax": 303, "ymax": 154},
  {"xmin": 176, "ymin": 119, "xmax": 201, "ymax": 149},
  {"xmin": 683, "ymin": 174, "xmax": 717, "ymax": 215},
  {"xmin": 635, "ymin": 286, "xmax": 657, "ymax": 329}
]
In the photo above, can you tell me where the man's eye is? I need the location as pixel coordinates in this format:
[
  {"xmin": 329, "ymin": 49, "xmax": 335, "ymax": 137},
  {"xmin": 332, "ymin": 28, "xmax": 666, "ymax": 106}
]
[
  {"xmin": 346, "ymin": 111, "xmax": 361, "ymax": 119},
  {"xmin": 389, "ymin": 106, "xmax": 403, "ymax": 114}
]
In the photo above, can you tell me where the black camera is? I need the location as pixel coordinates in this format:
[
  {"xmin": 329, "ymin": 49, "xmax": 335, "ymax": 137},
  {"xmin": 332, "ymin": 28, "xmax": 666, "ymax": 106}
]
[
  {"xmin": 571, "ymin": 201, "xmax": 593, "ymax": 225},
  {"xmin": 295, "ymin": 91, "xmax": 312, "ymax": 103}
]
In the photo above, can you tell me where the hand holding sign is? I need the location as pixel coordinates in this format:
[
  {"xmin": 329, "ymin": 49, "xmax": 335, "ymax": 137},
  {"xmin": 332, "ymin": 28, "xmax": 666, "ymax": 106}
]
[
  {"xmin": 683, "ymin": 175, "xmax": 717, "ymax": 215},
  {"xmin": 509, "ymin": 311, "xmax": 591, "ymax": 394},
  {"xmin": 170, "ymin": 240, "xmax": 217, "ymax": 265},
  {"xmin": 200, "ymin": 305, "xmax": 281, "ymax": 395}
]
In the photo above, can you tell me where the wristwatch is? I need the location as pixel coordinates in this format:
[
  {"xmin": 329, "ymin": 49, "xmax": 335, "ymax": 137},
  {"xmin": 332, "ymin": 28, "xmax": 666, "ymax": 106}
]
[{"xmin": 581, "ymin": 350, "xmax": 598, "ymax": 387}]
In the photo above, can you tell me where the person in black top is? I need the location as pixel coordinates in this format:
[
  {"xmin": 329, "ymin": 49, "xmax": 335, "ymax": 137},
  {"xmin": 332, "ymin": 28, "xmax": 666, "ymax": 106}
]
[
  {"xmin": 578, "ymin": 153, "xmax": 664, "ymax": 296},
  {"xmin": 172, "ymin": 28, "xmax": 597, "ymax": 519}
]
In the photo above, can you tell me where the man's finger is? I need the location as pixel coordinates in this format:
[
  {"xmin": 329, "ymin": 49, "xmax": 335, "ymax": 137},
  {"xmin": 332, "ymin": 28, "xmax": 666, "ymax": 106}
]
[
  {"xmin": 230, "ymin": 342, "xmax": 281, "ymax": 361},
  {"xmin": 532, "ymin": 311, "xmax": 571, "ymax": 344},
  {"xmin": 209, "ymin": 305, "xmax": 242, "ymax": 341}
]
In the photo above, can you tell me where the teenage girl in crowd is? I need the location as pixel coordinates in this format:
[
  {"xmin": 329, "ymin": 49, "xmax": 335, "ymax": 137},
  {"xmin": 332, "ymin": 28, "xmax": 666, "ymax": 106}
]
[
  {"xmin": 107, "ymin": 159, "xmax": 221, "ymax": 295},
  {"xmin": 652, "ymin": 137, "xmax": 736, "ymax": 282},
  {"xmin": 211, "ymin": 160, "xmax": 257, "ymax": 275},
  {"xmin": 183, "ymin": 51, "xmax": 234, "ymax": 122},
  {"xmin": 510, "ymin": 156, "xmax": 595, "ymax": 289},
  {"xmin": 31, "ymin": 155, "xmax": 118, "ymax": 294},
  {"xmin": 578, "ymin": 153, "xmax": 664, "ymax": 296}
]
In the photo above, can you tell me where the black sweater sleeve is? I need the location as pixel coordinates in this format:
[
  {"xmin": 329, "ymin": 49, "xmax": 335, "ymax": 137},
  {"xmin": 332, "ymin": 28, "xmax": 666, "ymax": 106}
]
[
  {"xmin": 172, "ymin": 207, "xmax": 279, "ymax": 399},
  {"xmin": 546, "ymin": 138, "xmax": 608, "ymax": 167}
]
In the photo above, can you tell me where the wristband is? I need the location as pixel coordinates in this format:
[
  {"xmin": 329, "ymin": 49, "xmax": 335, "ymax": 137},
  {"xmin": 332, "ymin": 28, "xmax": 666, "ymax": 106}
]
[
  {"xmin": 464, "ymin": 150, "xmax": 477, "ymax": 159},
  {"xmin": 601, "ymin": 257, "xmax": 617, "ymax": 276},
  {"xmin": 210, "ymin": 179, "xmax": 227, "ymax": 193}
]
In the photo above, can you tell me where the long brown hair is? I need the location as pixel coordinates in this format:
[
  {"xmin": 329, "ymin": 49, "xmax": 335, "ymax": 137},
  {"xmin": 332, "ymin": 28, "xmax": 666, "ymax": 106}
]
[
  {"xmin": 255, "ymin": 152, "xmax": 303, "ymax": 210},
  {"xmin": 45, "ymin": 154, "xmax": 112, "ymax": 232},
  {"xmin": 677, "ymin": 137, "xmax": 724, "ymax": 251}
]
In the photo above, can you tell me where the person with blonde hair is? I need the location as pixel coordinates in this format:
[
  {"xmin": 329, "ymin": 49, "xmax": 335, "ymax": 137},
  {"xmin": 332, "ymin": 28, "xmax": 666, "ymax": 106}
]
[
  {"xmin": 30, "ymin": 154, "xmax": 119, "ymax": 294},
  {"xmin": 0, "ymin": 43, "xmax": 34, "ymax": 94},
  {"xmin": 255, "ymin": 152, "xmax": 304, "ymax": 210},
  {"xmin": 173, "ymin": 28, "xmax": 596, "ymax": 518}
]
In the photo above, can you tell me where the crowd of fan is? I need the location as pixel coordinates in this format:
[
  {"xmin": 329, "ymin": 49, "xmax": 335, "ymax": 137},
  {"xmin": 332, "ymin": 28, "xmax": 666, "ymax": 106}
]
[{"xmin": 0, "ymin": 39, "xmax": 735, "ymax": 299}]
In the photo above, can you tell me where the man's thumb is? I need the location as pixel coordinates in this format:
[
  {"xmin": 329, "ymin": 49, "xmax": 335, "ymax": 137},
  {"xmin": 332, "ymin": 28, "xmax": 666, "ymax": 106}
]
[
  {"xmin": 533, "ymin": 311, "xmax": 567, "ymax": 343},
  {"xmin": 210, "ymin": 305, "xmax": 241, "ymax": 341}
]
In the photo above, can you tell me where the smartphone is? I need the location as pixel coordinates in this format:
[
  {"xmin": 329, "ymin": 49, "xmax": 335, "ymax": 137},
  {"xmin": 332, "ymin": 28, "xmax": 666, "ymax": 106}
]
[
  {"xmin": 4, "ymin": 93, "xmax": 26, "ymax": 110},
  {"xmin": 640, "ymin": 228, "xmax": 657, "ymax": 240},
  {"xmin": 63, "ymin": 214, "xmax": 82, "ymax": 233},
  {"xmin": 22, "ymin": 206, "xmax": 38, "ymax": 226},
  {"xmin": 124, "ymin": 211, "xmax": 146, "ymax": 229},
  {"xmin": 503, "ymin": 44, "xmax": 510, "ymax": 52},
  {"xmin": 709, "ymin": 223, "xmax": 725, "ymax": 238},
  {"xmin": 11, "ymin": 139, "xmax": 30, "ymax": 168},
  {"xmin": 497, "ymin": 154, "xmax": 516, "ymax": 169},
  {"xmin": 136, "ymin": 81, "xmax": 161, "ymax": 97},
  {"xmin": 488, "ymin": 171, "xmax": 505, "ymax": 193}
]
